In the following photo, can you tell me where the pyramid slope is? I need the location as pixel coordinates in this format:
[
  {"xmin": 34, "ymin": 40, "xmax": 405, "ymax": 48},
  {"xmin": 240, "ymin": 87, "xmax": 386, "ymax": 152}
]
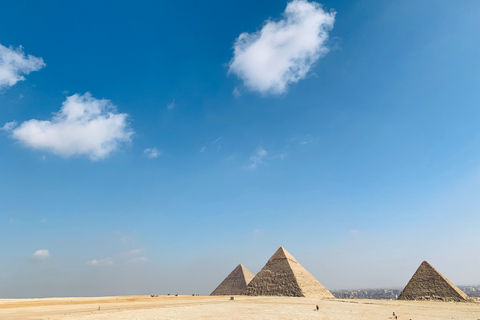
[
  {"xmin": 210, "ymin": 264, "xmax": 254, "ymax": 296},
  {"xmin": 243, "ymin": 247, "xmax": 334, "ymax": 298},
  {"xmin": 398, "ymin": 261, "xmax": 468, "ymax": 302}
]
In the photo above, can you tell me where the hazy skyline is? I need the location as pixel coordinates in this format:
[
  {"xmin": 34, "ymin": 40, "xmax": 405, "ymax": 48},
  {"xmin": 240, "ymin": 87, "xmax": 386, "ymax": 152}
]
[{"xmin": 1, "ymin": 0, "xmax": 480, "ymax": 298}]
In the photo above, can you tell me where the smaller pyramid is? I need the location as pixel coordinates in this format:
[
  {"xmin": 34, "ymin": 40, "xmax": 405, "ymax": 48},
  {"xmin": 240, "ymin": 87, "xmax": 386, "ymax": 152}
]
[
  {"xmin": 398, "ymin": 261, "xmax": 469, "ymax": 302},
  {"xmin": 242, "ymin": 247, "xmax": 334, "ymax": 298},
  {"xmin": 210, "ymin": 264, "xmax": 255, "ymax": 295}
]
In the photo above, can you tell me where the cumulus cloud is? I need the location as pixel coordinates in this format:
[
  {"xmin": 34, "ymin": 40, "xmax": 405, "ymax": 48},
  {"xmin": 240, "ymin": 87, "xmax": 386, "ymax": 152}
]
[
  {"xmin": 5, "ymin": 93, "xmax": 133, "ymax": 160},
  {"xmin": 144, "ymin": 147, "xmax": 160, "ymax": 159},
  {"xmin": 0, "ymin": 44, "xmax": 45, "ymax": 91},
  {"xmin": 245, "ymin": 147, "xmax": 268, "ymax": 170},
  {"xmin": 87, "ymin": 257, "xmax": 113, "ymax": 266},
  {"xmin": 31, "ymin": 249, "xmax": 50, "ymax": 261},
  {"xmin": 229, "ymin": 0, "xmax": 335, "ymax": 95}
]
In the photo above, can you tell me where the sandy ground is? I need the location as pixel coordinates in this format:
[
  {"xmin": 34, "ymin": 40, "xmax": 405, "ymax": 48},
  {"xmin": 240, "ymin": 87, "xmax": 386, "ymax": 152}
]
[{"xmin": 1, "ymin": 295, "xmax": 480, "ymax": 320}]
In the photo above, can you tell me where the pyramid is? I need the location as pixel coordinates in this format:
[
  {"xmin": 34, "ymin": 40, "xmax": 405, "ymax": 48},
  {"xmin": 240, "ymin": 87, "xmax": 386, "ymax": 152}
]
[
  {"xmin": 242, "ymin": 247, "xmax": 334, "ymax": 298},
  {"xmin": 398, "ymin": 261, "xmax": 469, "ymax": 302},
  {"xmin": 210, "ymin": 264, "xmax": 255, "ymax": 295}
]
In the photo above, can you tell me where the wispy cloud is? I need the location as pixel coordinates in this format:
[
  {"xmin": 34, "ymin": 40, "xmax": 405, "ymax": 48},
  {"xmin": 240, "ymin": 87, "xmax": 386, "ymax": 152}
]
[
  {"xmin": 199, "ymin": 136, "xmax": 223, "ymax": 153},
  {"xmin": 144, "ymin": 147, "xmax": 160, "ymax": 159},
  {"xmin": 244, "ymin": 147, "xmax": 268, "ymax": 170},
  {"xmin": 87, "ymin": 257, "xmax": 113, "ymax": 266},
  {"xmin": 126, "ymin": 248, "xmax": 144, "ymax": 255},
  {"xmin": 128, "ymin": 256, "xmax": 150, "ymax": 263},
  {"xmin": 0, "ymin": 44, "xmax": 45, "ymax": 91},
  {"xmin": 232, "ymin": 87, "xmax": 241, "ymax": 97},
  {"xmin": 229, "ymin": 0, "xmax": 335, "ymax": 95},
  {"xmin": 4, "ymin": 93, "xmax": 133, "ymax": 160},
  {"xmin": 298, "ymin": 134, "xmax": 314, "ymax": 145},
  {"xmin": 244, "ymin": 145, "xmax": 290, "ymax": 170},
  {"xmin": 122, "ymin": 248, "xmax": 149, "ymax": 263},
  {"xmin": 270, "ymin": 151, "xmax": 288, "ymax": 160},
  {"xmin": 31, "ymin": 249, "xmax": 50, "ymax": 261},
  {"xmin": 167, "ymin": 99, "xmax": 175, "ymax": 110},
  {"xmin": 1, "ymin": 121, "xmax": 17, "ymax": 131},
  {"xmin": 87, "ymin": 248, "xmax": 149, "ymax": 266}
]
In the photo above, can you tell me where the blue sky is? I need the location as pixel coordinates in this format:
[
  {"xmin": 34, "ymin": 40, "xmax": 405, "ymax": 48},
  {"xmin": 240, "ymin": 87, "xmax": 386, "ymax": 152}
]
[{"xmin": 1, "ymin": 0, "xmax": 480, "ymax": 297}]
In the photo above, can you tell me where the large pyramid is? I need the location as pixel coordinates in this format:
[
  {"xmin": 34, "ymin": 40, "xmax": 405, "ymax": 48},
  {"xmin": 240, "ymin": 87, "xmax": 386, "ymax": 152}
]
[
  {"xmin": 210, "ymin": 264, "xmax": 255, "ymax": 295},
  {"xmin": 242, "ymin": 247, "xmax": 334, "ymax": 298},
  {"xmin": 398, "ymin": 261, "xmax": 469, "ymax": 302}
]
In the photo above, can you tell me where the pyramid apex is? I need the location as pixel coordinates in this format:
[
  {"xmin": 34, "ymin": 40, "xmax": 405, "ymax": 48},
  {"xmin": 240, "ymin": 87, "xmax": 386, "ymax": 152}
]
[
  {"xmin": 238, "ymin": 264, "xmax": 248, "ymax": 270},
  {"xmin": 268, "ymin": 247, "xmax": 297, "ymax": 262},
  {"xmin": 419, "ymin": 261, "xmax": 435, "ymax": 270}
]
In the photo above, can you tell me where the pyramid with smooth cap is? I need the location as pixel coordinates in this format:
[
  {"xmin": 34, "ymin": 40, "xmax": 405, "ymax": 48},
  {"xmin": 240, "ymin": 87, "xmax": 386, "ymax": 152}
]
[
  {"xmin": 242, "ymin": 247, "xmax": 334, "ymax": 298},
  {"xmin": 210, "ymin": 264, "xmax": 255, "ymax": 295},
  {"xmin": 398, "ymin": 261, "xmax": 468, "ymax": 302}
]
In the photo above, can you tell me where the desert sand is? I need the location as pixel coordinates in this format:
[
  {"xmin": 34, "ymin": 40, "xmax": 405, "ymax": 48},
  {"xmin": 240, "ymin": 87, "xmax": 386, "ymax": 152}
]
[{"xmin": 1, "ymin": 295, "xmax": 480, "ymax": 320}]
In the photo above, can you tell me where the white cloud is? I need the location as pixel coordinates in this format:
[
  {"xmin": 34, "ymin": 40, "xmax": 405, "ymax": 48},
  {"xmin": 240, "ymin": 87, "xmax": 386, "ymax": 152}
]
[
  {"xmin": 232, "ymin": 88, "xmax": 241, "ymax": 97},
  {"xmin": 40, "ymin": 218, "xmax": 47, "ymax": 223},
  {"xmin": 144, "ymin": 147, "xmax": 160, "ymax": 159},
  {"xmin": 200, "ymin": 136, "xmax": 223, "ymax": 153},
  {"xmin": 1, "ymin": 121, "xmax": 17, "ymax": 131},
  {"xmin": 5, "ymin": 93, "xmax": 133, "ymax": 160},
  {"xmin": 31, "ymin": 249, "xmax": 50, "ymax": 261},
  {"xmin": 128, "ymin": 256, "xmax": 150, "ymax": 263},
  {"xmin": 271, "ymin": 151, "xmax": 288, "ymax": 160},
  {"xmin": 167, "ymin": 100, "xmax": 175, "ymax": 110},
  {"xmin": 126, "ymin": 248, "xmax": 144, "ymax": 255},
  {"xmin": 0, "ymin": 44, "xmax": 45, "ymax": 91},
  {"xmin": 121, "ymin": 248, "xmax": 149, "ymax": 263},
  {"xmin": 245, "ymin": 147, "xmax": 268, "ymax": 170},
  {"xmin": 87, "ymin": 248, "xmax": 148, "ymax": 266},
  {"xmin": 228, "ymin": 0, "xmax": 335, "ymax": 95},
  {"xmin": 298, "ymin": 134, "xmax": 314, "ymax": 145},
  {"xmin": 87, "ymin": 257, "xmax": 113, "ymax": 266}
]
